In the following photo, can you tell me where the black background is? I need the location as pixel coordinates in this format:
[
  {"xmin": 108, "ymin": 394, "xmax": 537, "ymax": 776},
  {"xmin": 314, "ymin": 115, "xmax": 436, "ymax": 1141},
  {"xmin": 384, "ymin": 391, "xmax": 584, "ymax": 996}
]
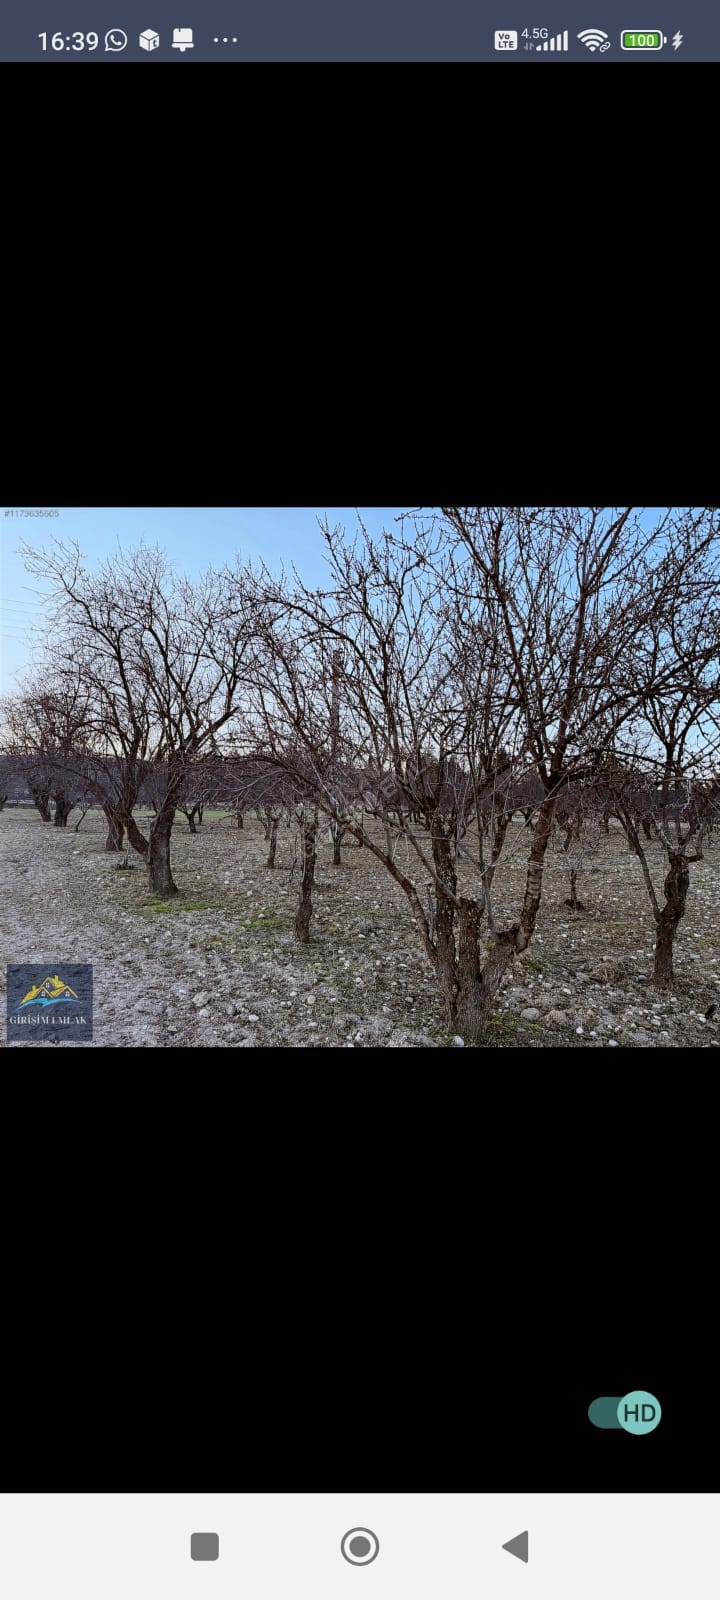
[
  {"xmin": 6, "ymin": 1096, "xmax": 710, "ymax": 1496},
  {"xmin": 3, "ymin": 483, "xmax": 714, "ymax": 1499},
  {"xmin": 7, "ymin": 1298, "xmax": 695, "ymax": 1492}
]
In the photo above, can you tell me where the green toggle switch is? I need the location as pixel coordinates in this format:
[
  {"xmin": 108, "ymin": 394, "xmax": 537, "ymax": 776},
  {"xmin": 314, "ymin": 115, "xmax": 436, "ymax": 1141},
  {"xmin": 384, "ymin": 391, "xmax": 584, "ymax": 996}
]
[
  {"xmin": 589, "ymin": 1391, "xmax": 661, "ymax": 1434},
  {"xmin": 588, "ymin": 1396, "xmax": 623, "ymax": 1429}
]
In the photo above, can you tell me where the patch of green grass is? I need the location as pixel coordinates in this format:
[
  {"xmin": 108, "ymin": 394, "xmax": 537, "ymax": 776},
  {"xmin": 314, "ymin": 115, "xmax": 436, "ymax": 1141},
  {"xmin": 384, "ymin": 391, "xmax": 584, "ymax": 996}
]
[
  {"xmin": 138, "ymin": 895, "xmax": 221, "ymax": 916},
  {"xmin": 486, "ymin": 1010, "xmax": 521, "ymax": 1040},
  {"xmin": 240, "ymin": 911, "xmax": 284, "ymax": 930},
  {"xmin": 434, "ymin": 1010, "xmax": 521, "ymax": 1047},
  {"xmin": 482, "ymin": 1010, "xmax": 550, "ymax": 1047},
  {"xmin": 519, "ymin": 952, "xmax": 544, "ymax": 973}
]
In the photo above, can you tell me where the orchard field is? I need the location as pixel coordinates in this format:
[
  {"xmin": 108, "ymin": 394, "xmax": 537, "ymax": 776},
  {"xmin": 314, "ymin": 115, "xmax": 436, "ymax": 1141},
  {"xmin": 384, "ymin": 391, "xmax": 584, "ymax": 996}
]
[
  {"xmin": 3, "ymin": 507, "xmax": 720, "ymax": 1047},
  {"xmin": 2, "ymin": 806, "xmax": 719, "ymax": 1049}
]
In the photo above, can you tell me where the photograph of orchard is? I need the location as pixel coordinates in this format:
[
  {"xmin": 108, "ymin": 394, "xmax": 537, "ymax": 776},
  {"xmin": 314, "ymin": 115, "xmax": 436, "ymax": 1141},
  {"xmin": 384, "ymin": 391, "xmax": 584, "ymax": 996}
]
[{"xmin": 1, "ymin": 505, "xmax": 719, "ymax": 1050}]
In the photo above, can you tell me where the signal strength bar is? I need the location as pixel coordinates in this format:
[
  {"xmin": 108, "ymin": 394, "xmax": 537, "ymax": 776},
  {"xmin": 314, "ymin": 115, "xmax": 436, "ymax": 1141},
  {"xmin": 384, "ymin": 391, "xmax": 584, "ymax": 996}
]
[{"xmin": 537, "ymin": 28, "xmax": 569, "ymax": 47}]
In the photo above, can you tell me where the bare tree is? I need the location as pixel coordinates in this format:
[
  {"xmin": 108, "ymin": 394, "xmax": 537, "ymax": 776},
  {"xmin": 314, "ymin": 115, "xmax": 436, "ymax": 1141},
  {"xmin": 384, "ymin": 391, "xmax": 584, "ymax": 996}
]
[
  {"xmin": 73, "ymin": 797, "xmax": 91, "ymax": 832},
  {"xmin": 329, "ymin": 648, "xmax": 345, "ymax": 865},
  {"xmin": 21, "ymin": 545, "xmax": 157, "ymax": 852},
  {"xmin": 23, "ymin": 542, "xmax": 255, "ymax": 895},
  {"xmin": 180, "ymin": 801, "xmax": 204, "ymax": 833},
  {"xmin": 237, "ymin": 509, "xmax": 717, "ymax": 1040},
  {"xmin": 235, "ymin": 523, "xmax": 532, "ymax": 1021},
  {"xmin": 601, "ymin": 540, "xmax": 720, "ymax": 987},
  {"xmin": 0, "ymin": 671, "xmax": 92, "ymax": 826},
  {"xmin": 293, "ymin": 803, "xmax": 318, "ymax": 941},
  {"xmin": 429, "ymin": 506, "xmax": 720, "ymax": 1025},
  {"xmin": 0, "ymin": 695, "xmax": 54, "ymax": 820}
]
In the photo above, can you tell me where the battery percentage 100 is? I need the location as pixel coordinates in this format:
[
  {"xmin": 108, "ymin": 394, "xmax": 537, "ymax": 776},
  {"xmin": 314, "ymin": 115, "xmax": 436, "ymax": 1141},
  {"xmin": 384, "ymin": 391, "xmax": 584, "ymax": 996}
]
[{"xmin": 620, "ymin": 29, "xmax": 666, "ymax": 46}]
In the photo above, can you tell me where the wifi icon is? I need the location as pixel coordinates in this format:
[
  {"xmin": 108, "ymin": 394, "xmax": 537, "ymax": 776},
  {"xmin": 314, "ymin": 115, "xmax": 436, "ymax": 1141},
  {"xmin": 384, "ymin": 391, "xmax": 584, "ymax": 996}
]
[{"xmin": 577, "ymin": 26, "xmax": 610, "ymax": 47}]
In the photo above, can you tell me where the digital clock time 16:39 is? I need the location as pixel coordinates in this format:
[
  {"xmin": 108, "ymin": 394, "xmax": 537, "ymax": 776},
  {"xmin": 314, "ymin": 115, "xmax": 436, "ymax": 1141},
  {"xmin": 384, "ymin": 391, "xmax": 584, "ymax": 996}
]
[{"xmin": 38, "ymin": 31, "xmax": 100, "ymax": 47}]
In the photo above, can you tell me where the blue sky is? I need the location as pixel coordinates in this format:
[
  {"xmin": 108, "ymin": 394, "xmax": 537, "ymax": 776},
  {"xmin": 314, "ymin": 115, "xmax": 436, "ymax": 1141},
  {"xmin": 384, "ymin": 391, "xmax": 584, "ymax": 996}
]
[{"xmin": 0, "ymin": 506, "xmax": 411, "ymax": 695}]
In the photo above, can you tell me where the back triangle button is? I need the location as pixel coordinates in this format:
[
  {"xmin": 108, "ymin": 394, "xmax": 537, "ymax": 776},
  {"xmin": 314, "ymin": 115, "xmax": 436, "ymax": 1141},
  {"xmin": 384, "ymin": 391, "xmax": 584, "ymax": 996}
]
[{"xmin": 502, "ymin": 1532, "xmax": 528, "ymax": 1563}]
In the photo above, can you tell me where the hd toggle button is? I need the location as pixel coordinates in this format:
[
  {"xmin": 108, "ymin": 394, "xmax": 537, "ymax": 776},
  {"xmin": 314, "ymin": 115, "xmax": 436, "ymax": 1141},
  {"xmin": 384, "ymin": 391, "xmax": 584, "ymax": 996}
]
[{"xmin": 589, "ymin": 1391, "xmax": 661, "ymax": 1434}]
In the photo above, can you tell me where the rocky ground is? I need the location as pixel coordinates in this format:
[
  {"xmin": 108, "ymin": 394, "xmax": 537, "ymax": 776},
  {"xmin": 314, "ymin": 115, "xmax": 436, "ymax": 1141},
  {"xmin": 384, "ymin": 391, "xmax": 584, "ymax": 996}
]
[{"xmin": 1, "ymin": 808, "xmax": 719, "ymax": 1048}]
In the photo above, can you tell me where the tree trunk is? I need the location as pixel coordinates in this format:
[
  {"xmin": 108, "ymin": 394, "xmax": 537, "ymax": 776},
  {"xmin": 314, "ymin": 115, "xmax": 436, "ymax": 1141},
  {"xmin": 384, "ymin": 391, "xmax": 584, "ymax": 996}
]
[
  {"xmin": 266, "ymin": 815, "xmax": 279, "ymax": 868},
  {"xmin": 431, "ymin": 832, "xmax": 459, "ymax": 1019},
  {"xmin": 564, "ymin": 865, "xmax": 585, "ymax": 911},
  {"xmin": 454, "ymin": 897, "xmax": 484, "ymax": 1038},
  {"xmin": 382, "ymin": 822, "xmax": 397, "ymax": 861},
  {"xmin": 653, "ymin": 851, "xmax": 690, "ymax": 989},
  {"xmin": 31, "ymin": 787, "xmax": 52, "ymax": 822},
  {"xmin": 332, "ymin": 821, "xmax": 344, "ymax": 865},
  {"xmin": 53, "ymin": 790, "xmax": 73, "ymax": 827},
  {"xmin": 452, "ymin": 792, "xmax": 557, "ymax": 1037},
  {"xmin": 126, "ymin": 814, "xmax": 149, "ymax": 857},
  {"xmin": 103, "ymin": 806, "xmax": 124, "ymax": 851},
  {"xmin": 454, "ymin": 903, "xmax": 516, "ymax": 1041},
  {"xmin": 294, "ymin": 813, "xmax": 317, "ymax": 943},
  {"xmin": 236, "ymin": 809, "xmax": 244, "ymax": 829},
  {"xmin": 185, "ymin": 811, "xmax": 197, "ymax": 834},
  {"xmin": 148, "ymin": 805, "xmax": 178, "ymax": 897},
  {"xmin": 517, "ymin": 795, "xmax": 556, "ymax": 949}
]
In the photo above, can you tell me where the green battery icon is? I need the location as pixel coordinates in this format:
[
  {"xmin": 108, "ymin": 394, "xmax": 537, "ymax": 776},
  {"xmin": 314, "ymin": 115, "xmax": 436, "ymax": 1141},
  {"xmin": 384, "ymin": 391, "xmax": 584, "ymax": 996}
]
[{"xmin": 620, "ymin": 29, "xmax": 666, "ymax": 46}]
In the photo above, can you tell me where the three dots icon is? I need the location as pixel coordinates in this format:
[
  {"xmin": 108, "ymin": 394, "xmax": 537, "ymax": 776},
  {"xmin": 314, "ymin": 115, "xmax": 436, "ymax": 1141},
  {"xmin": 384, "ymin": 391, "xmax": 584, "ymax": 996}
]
[{"xmin": 213, "ymin": 34, "xmax": 238, "ymax": 41}]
